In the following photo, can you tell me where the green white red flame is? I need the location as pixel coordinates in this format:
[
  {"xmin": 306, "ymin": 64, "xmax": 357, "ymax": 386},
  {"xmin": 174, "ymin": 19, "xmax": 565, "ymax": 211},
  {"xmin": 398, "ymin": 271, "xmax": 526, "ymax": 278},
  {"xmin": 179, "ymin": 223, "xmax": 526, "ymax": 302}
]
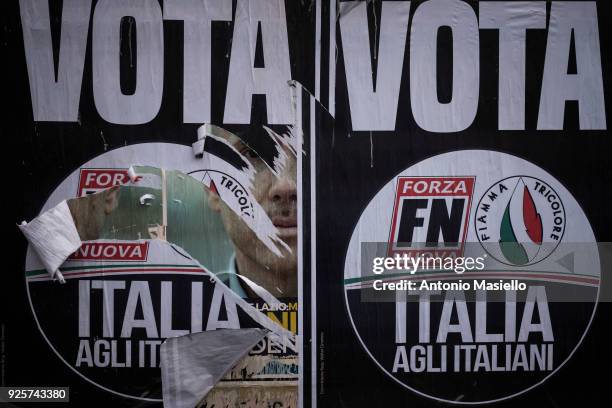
[{"xmin": 499, "ymin": 183, "xmax": 543, "ymax": 264}]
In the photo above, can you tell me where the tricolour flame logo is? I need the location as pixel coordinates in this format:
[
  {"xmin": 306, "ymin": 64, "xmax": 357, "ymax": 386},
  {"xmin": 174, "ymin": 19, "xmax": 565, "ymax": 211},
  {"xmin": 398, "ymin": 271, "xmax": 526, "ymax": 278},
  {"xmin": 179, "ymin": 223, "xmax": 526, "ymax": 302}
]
[
  {"xmin": 522, "ymin": 185, "xmax": 543, "ymax": 244},
  {"xmin": 499, "ymin": 184, "xmax": 543, "ymax": 265}
]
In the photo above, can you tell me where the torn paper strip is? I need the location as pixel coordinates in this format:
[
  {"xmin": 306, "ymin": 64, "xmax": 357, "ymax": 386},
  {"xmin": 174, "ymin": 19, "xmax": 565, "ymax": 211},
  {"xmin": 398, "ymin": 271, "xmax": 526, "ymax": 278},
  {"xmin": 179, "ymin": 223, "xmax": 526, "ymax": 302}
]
[
  {"xmin": 18, "ymin": 200, "xmax": 80, "ymax": 282},
  {"xmin": 262, "ymin": 125, "xmax": 299, "ymax": 181},
  {"xmin": 20, "ymin": 177, "xmax": 159, "ymax": 277},
  {"xmin": 192, "ymin": 124, "xmax": 291, "ymax": 257},
  {"xmin": 160, "ymin": 328, "xmax": 268, "ymax": 408}
]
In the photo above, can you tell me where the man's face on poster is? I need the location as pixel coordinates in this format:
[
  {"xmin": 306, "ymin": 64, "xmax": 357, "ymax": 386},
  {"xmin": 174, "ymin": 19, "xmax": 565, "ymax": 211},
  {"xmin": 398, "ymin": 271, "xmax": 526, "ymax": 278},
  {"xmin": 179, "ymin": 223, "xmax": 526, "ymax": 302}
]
[{"xmin": 208, "ymin": 130, "xmax": 298, "ymax": 294}]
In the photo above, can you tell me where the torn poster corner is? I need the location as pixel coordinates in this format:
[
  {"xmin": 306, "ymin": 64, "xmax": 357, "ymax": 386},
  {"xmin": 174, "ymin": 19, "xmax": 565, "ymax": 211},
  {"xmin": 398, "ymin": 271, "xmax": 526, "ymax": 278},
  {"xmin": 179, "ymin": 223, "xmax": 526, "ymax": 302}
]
[
  {"xmin": 18, "ymin": 200, "xmax": 80, "ymax": 282},
  {"xmin": 160, "ymin": 328, "xmax": 268, "ymax": 408}
]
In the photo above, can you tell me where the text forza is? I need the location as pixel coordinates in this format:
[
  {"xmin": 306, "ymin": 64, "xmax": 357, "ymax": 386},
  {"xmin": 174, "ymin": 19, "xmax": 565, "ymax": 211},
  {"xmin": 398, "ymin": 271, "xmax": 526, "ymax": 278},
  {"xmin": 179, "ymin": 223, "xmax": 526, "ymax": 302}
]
[{"xmin": 20, "ymin": 0, "xmax": 606, "ymax": 130}]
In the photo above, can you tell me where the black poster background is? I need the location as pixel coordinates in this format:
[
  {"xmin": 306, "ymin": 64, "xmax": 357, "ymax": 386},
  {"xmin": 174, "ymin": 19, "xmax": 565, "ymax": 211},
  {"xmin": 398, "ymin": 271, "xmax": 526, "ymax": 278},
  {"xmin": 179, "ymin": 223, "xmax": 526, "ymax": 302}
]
[
  {"xmin": 3, "ymin": 0, "xmax": 612, "ymax": 407},
  {"xmin": 4, "ymin": 0, "xmax": 314, "ymax": 406},
  {"xmin": 314, "ymin": 1, "xmax": 611, "ymax": 407}
]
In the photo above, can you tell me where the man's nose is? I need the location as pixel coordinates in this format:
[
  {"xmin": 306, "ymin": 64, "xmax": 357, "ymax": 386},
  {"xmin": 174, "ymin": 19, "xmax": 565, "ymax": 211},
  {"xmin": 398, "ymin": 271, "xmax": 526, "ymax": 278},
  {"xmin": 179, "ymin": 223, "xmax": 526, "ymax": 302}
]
[{"xmin": 268, "ymin": 158, "xmax": 297, "ymax": 203}]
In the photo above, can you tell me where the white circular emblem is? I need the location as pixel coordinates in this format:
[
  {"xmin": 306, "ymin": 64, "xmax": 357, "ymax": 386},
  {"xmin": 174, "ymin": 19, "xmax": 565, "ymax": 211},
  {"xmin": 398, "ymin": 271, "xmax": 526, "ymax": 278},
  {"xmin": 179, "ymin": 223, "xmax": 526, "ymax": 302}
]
[{"xmin": 343, "ymin": 150, "xmax": 599, "ymax": 404}]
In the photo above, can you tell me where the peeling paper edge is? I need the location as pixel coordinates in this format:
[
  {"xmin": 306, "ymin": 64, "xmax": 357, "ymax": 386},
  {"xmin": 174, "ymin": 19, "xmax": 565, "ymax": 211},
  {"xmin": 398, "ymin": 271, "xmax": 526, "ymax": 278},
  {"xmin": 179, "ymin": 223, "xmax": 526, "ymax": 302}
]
[
  {"xmin": 160, "ymin": 328, "xmax": 269, "ymax": 408},
  {"xmin": 262, "ymin": 125, "xmax": 299, "ymax": 179},
  {"xmin": 18, "ymin": 200, "xmax": 80, "ymax": 283},
  {"xmin": 167, "ymin": 243, "xmax": 297, "ymax": 351},
  {"xmin": 191, "ymin": 126, "xmax": 292, "ymax": 257}
]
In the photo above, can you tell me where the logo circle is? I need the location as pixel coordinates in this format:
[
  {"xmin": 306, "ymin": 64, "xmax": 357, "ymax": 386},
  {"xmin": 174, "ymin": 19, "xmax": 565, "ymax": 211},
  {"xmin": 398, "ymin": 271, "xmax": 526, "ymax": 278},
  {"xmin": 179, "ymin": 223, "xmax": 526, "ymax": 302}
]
[{"xmin": 343, "ymin": 150, "xmax": 599, "ymax": 404}]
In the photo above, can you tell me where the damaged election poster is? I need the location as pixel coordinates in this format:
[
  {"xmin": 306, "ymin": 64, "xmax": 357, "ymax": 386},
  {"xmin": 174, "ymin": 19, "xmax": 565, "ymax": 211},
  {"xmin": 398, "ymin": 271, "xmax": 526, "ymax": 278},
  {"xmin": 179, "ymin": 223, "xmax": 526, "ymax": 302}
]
[
  {"xmin": 8, "ymin": 0, "xmax": 319, "ymax": 406},
  {"xmin": 5, "ymin": 0, "xmax": 612, "ymax": 407},
  {"xmin": 20, "ymin": 140, "xmax": 299, "ymax": 405}
]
